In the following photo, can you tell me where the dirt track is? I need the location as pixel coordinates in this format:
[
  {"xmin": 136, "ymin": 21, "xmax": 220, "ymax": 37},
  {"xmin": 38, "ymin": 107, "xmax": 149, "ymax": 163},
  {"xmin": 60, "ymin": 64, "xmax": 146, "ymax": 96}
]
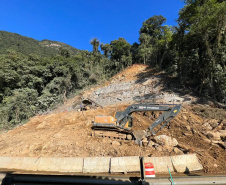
[{"xmin": 0, "ymin": 64, "xmax": 225, "ymax": 174}]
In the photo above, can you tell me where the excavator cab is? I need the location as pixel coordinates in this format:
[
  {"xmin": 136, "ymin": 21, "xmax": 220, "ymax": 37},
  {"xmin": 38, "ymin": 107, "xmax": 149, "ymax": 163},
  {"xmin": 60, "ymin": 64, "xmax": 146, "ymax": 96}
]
[
  {"xmin": 115, "ymin": 111, "xmax": 132, "ymax": 128},
  {"xmin": 123, "ymin": 116, "xmax": 133, "ymax": 128}
]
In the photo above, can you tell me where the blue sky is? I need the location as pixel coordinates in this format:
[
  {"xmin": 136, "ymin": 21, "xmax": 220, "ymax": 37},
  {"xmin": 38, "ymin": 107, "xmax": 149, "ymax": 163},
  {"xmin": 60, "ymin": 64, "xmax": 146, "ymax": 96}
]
[{"xmin": 0, "ymin": 0, "xmax": 185, "ymax": 51}]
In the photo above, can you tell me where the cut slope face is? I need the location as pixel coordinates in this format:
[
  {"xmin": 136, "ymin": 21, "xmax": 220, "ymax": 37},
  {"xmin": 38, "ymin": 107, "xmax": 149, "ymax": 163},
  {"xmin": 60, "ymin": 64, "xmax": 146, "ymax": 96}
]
[
  {"xmin": 0, "ymin": 64, "xmax": 225, "ymax": 174},
  {"xmin": 88, "ymin": 64, "xmax": 192, "ymax": 106}
]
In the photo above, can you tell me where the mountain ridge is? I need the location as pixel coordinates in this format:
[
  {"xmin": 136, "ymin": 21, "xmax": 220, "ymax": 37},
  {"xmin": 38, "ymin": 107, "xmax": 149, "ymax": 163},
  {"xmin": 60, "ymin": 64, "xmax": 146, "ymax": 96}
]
[{"xmin": 0, "ymin": 30, "xmax": 80, "ymax": 57}]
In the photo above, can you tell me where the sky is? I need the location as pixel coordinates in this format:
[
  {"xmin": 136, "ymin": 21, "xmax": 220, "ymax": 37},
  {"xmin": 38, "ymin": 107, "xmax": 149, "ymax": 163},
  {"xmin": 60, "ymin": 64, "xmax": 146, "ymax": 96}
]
[{"xmin": 0, "ymin": 0, "xmax": 185, "ymax": 51}]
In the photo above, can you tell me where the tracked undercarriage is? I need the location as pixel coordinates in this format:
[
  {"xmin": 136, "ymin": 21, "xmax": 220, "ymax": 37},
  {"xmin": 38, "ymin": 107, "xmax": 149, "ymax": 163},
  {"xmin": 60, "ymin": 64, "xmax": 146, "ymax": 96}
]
[{"xmin": 92, "ymin": 127, "xmax": 133, "ymax": 140}]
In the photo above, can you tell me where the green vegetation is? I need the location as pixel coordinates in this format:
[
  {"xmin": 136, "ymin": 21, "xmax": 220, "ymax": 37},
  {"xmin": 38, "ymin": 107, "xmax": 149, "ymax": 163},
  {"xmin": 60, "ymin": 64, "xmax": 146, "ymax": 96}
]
[
  {"xmin": 0, "ymin": 0, "xmax": 225, "ymax": 128},
  {"xmin": 131, "ymin": 0, "xmax": 226, "ymax": 102},
  {"xmin": 175, "ymin": 0, "xmax": 226, "ymax": 101},
  {"xmin": 0, "ymin": 49, "xmax": 117, "ymax": 128},
  {"xmin": 0, "ymin": 31, "xmax": 80, "ymax": 57}
]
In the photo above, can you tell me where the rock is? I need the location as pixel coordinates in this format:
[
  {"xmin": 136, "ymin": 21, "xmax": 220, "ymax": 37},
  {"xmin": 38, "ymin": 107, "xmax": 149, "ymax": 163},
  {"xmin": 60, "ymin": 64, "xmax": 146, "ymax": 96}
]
[
  {"xmin": 36, "ymin": 121, "xmax": 49, "ymax": 129},
  {"xmin": 182, "ymin": 115, "xmax": 188, "ymax": 120},
  {"xmin": 112, "ymin": 141, "xmax": 121, "ymax": 146},
  {"xmin": 219, "ymin": 130, "xmax": 226, "ymax": 140},
  {"xmin": 53, "ymin": 133, "xmax": 62, "ymax": 138},
  {"xmin": 148, "ymin": 140, "xmax": 155, "ymax": 147},
  {"xmin": 142, "ymin": 79, "xmax": 152, "ymax": 86},
  {"xmin": 222, "ymin": 142, "xmax": 226, "ymax": 149},
  {"xmin": 203, "ymin": 137, "xmax": 212, "ymax": 144},
  {"xmin": 86, "ymin": 106, "xmax": 91, "ymax": 110},
  {"xmin": 222, "ymin": 121, "xmax": 226, "ymax": 130},
  {"xmin": 177, "ymin": 143, "xmax": 189, "ymax": 151},
  {"xmin": 185, "ymin": 125, "xmax": 191, "ymax": 131},
  {"xmin": 203, "ymin": 123, "xmax": 212, "ymax": 130},
  {"xmin": 142, "ymin": 138, "xmax": 148, "ymax": 146},
  {"xmin": 207, "ymin": 119, "xmax": 219, "ymax": 129},
  {"xmin": 154, "ymin": 135, "xmax": 178, "ymax": 147},
  {"xmin": 174, "ymin": 148, "xmax": 184, "ymax": 155},
  {"xmin": 212, "ymin": 141, "xmax": 226, "ymax": 149},
  {"xmin": 207, "ymin": 131, "xmax": 221, "ymax": 141},
  {"xmin": 191, "ymin": 128, "xmax": 197, "ymax": 134},
  {"xmin": 155, "ymin": 145, "xmax": 163, "ymax": 152}
]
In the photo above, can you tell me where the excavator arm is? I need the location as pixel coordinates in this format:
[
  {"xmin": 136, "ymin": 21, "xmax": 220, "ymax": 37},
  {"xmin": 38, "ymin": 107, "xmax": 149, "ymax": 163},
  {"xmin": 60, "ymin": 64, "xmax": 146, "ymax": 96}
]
[
  {"xmin": 116, "ymin": 104, "xmax": 181, "ymax": 135},
  {"xmin": 146, "ymin": 104, "xmax": 181, "ymax": 135}
]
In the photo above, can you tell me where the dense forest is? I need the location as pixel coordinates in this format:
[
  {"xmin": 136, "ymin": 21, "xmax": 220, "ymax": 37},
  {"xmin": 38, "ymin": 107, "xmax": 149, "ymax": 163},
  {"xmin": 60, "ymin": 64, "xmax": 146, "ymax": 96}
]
[
  {"xmin": 0, "ymin": 31, "xmax": 80, "ymax": 57},
  {"xmin": 0, "ymin": 0, "xmax": 225, "ymax": 128}
]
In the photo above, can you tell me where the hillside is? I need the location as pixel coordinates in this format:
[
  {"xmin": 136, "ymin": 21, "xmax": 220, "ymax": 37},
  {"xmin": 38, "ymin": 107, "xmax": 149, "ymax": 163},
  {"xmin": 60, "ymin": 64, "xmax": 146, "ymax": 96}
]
[
  {"xmin": 0, "ymin": 64, "xmax": 225, "ymax": 174},
  {"xmin": 0, "ymin": 31, "xmax": 80, "ymax": 57},
  {"xmin": 0, "ymin": 31, "xmax": 118, "ymax": 128}
]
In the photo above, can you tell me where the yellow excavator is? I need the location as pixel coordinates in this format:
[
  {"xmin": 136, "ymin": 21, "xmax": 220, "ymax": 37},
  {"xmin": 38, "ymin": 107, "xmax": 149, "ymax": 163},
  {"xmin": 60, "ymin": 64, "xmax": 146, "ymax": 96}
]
[{"xmin": 92, "ymin": 104, "xmax": 182, "ymax": 144}]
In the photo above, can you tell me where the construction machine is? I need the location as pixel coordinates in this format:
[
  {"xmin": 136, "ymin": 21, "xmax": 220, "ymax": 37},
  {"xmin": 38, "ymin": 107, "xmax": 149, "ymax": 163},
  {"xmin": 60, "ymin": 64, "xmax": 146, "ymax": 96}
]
[{"xmin": 92, "ymin": 104, "xmax": 182, "ymax": 144}]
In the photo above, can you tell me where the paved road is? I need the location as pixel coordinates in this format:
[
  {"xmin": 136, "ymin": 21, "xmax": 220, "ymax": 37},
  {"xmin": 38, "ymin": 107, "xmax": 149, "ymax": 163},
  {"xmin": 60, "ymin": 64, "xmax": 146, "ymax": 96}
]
[{"xmin": 145, "ymin": 176, "xmax": 226, "ymax": 185}]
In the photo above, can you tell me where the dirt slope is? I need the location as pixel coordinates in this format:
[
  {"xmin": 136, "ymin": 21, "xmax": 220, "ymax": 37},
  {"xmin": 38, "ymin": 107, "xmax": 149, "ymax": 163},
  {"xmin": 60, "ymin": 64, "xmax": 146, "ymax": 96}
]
[{"xmin": 0, "ymin": 64, "xmax": 225, "ymax": 174}]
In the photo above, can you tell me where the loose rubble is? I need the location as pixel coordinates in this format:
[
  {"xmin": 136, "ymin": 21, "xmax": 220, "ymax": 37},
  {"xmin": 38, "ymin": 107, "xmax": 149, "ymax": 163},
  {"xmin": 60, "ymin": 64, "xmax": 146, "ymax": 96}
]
[{"xmin": 154, "ymin": 135, "xmax": 178, "ymax": 147}]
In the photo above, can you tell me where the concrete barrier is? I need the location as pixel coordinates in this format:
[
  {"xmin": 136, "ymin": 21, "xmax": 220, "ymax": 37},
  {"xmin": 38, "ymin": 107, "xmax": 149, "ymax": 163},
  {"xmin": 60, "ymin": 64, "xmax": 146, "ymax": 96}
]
[
  {"xmin": 11, "ymin": 157, "xmax": 40, "ymax": 171},
  {"xmin": 0, "ymin": 154, "xmax": 203, "ymax": 174},
  {"xmin": 20, "ymin": 157, "xmax": 40, "ymax": 171},
  {"xmin": 144, "ymin": 154, "xmax": 203, "ymax": 173},
  {"xmin": 0, "ymin": 157, "xmax": 83, "ymax": 173},
  {"xmin": 0, "ymin": 157, "xmax": 41, "ymax": 172},
  {"xmin": 0, "ymin": 157, "xmax": 13, "ymax": 170},
  {"xmin": 58, "ymin": 158, "xmax": 83, "ymax": 173},
  {"xmin": 37, "ymin": 157, "xmax": 83, "ymax": 173},
  {"xmin": 144, "ymin": 156, "xmax": 174, "ymax": 173},
  {"xmin": 110, "ymin": 156, "xmax": 140, "ymax": 173},
  {"xmin": 83, "ymin": 157, "xmax": 110, "ymax": 173},
  {"xmin": 171, "ymin": 154, "xmax": 203, "ymax": 173}
]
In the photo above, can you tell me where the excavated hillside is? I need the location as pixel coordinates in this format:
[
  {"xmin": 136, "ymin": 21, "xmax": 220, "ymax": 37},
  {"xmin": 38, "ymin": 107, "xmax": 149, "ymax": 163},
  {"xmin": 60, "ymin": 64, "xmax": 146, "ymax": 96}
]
[{"xmin": 0, "ymin": 64, "xmax": 225, "ymax": 174}]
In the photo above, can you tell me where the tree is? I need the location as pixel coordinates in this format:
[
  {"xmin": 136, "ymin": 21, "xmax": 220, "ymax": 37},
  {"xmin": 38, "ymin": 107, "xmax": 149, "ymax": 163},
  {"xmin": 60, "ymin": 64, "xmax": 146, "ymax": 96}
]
[
  {"xmin": 131, "ymin": 42, "xmax": 140, "ymax": 63},
  {"xmin": 1, "ymin": 88, "xmax": 38, "ymax": 124},
  {"xmin": 156, "ymin": 25, "xmax": 174, "ymax": 67},
  {"xmin": 174, "ymin": 0, "xmax": 226, "ymax": 101},
  {"xmin": 137, "ymin": 15, "xmax": 173, "ymax": 67},
  {"xmin": 138, "ymin": 33, "xmax": 152, "ymax": 64},
  {"xmin": 59, "ymin": 47, "xmax": 70, "ymax": 58},
  {"xmin": 90, "ymin": 38, "xmax": 100, "ymax": 54},
  {"xmin": 140, "ymin": 15, "xmax": 167, "ymax": 42},
  {"xmin": 100, "ymin": 43, "xmax": 112, "ymax": 57},
  {"xmin": 110, "ymin": 38, "xmax": 132, "ymax": 68}
]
